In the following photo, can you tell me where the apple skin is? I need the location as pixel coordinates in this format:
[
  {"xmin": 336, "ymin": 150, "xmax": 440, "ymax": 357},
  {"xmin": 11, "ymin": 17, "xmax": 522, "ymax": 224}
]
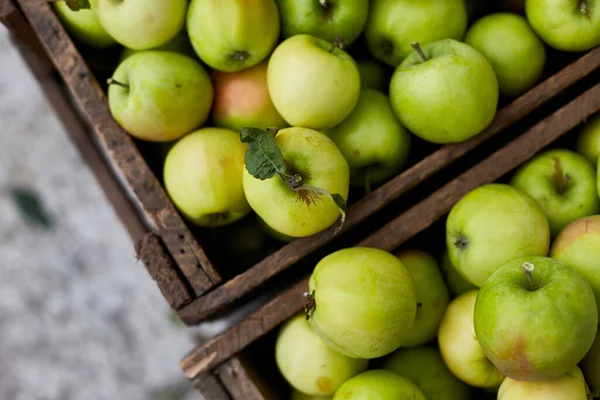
[
  {"xmin": 267, "ymin": 34, "xmax": 361, "ymax": 130},
  {"xmin": 390, "ymin": 39, "xmax": 499, "ymax": 145},
  {"xmin": 383, "ymin": 346, "xmax": 472, "ymax": 400},
  {"xmin": 356, "ymin": 60, "xmax": 390, "ymax": 92},
  {"xmin": 96, "ymin": 0, "xmax": 186, "ymax": 50},
  {"xmin": 510, "ymin": 149, "xmax": 600, "ymax": 237},
  {"xmin": 187, "ymin": 0, "xmax": 280, "ymax": 72},
  {"xmin": 307, "ymin": 247, "xmax": 417, "ymax": 359},
  {"xmin": 325, "ymin": 89, "xmax": 411, "ymax": 189},
  {"xmin": 276, "ymin": 0, "xmax": 369, "ymax": 45},
  {"xmin": 163, "ymin": 127, "xmax": 251, "ymax": 227},
  {"xmin": 258, "ymin": 217, "xmax": 296, "ymax": 243},
  {"xmin": 581, "ymin": 329, "xmax": 600, "ymax": 393},
  {"xmin": 243, "ymin": 127, "xmax": 349, "ymax": 238},
  {"xmin": 438, "ymin": 290, "xmax": 505, "ymax": 389},
  {"xmin": 291, "ymin": 391, "xmax": 330, "ymax": 400},
  {"xmin": 447, "ymin": 183, "xmax": 550, "ymax": 287},
  {"xmin": 440, "ymin": 250, "xmax": 478, "ymax": 297},
  {"xmin": 550, "ymin": 215, "xmax": 600, "ymax": 315},
  {"xmin": 107, "ymin": 51, "xmax": 214, "ymax": 142},
  {"xmin": 465, "ymin": 13, "xmax": 546, "ymax": 97},
  {"xmin": 525, "ymin": 0, "xmax": 600, "ymax": 52},
  {"xmin": 394, "ymin": 250, "xmax": 450, "ymax": 347},
  {"xmin": 333, "ymin": 370, "xmax": 426, "ymax": 400},
  {"xmin": 577, "ymin": 112, "xmax": 600, "ymax": 164},
  {"xmin": 52, "ymin": 0, "xmax": 117, "ymax": 48},
  {"xmin": 211, "ymin": 60, "xmax": 288, "ymax": 133},
  {"xmin": 120, "ymin": 29, "xmax": 196, "ymax": 62},
  {"xmin": 498, "ymin": 366, "xmax": 588, "ymax": 400},
  {"xmin": 275, "ymin": 314, "xmax": 368, "ymax": 397},
  {"xmin": 474, "ymin": 256, "xmax": 598, "ymax": 382},
  {"xmin": 365, "ymin": 0, "xmax": 468, "ymax": 67}
]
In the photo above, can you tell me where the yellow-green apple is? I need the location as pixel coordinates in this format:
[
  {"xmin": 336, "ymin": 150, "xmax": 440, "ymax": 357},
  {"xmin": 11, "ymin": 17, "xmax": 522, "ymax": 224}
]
[
  {"xmin": 577, "ymin": 112, "xmax": 600, "ymax": 164},
  {"xmin": 291, "ymin": 391, "xmax": 330, "ymax": 400},
  {"xmin": 446, "ymin": 183, "xmax": 550, "ymax": 287},
  {"xmin": 498, "ymin": 366, "xmax": 589, "ymax": 399},
  {"xmin": 356, "ymin": 60, "xmax": 390, "ymax": 92},
  {"xmin": 510, "ymin": 149, "xmax": 600, "ymax": 237},
  {"xmin": 96, "ymin": 0, "xmax": 186, "ymax": 50},
  {"xmin": 276, "ymin": 0, "xmax": 369, "ymax": 45},
  {"xmin": 276, "ymin": 314, "xmax": 368, "ymax": 397},
  {"xmin": 187, "ymin": 0, "xmax": 280, "ymax": 72},
  {"xmin": 325, "ymin": 89, "xmax": 411, "ymax": 191},
  {"xmin": 267, "ymin": 34, "xmax": 360, "ymax": 130},
  {"xmin": 163, "ymin": 127, "xmax": 251, "ymax": 227},
  {"xmin": 242, "ymin": 127, "xmax": 349, "ymax": 237},
  {"xmin": 525, "ymin": 0, "xmax": 600, "ymax": 52},
  {"xmin": 440, "ymin": 250, "xmax": 478, "ymax": 297},
  {"xmin": 394, "ymin": 250, "xmax": 450, "ymax": 347},
  {"xmin": 383, "ymin": 346, "xmax": 472, "ymax": 400},
  {"xmin": 52, "ymin": 0, "xmax": 117, "ymax": 48},
  {"xmin": 120, "ymin": 29, "xmax": 196, "ymax": 62},
  {"xmin": 581, "ymin": 329, "xmax": 600, "ymax": 392},
  {"xmin": 107, "ymin": 51, "xmax": 213, "ymax": 142},
  {"xmin": 550, "ymin": 215, "xmax": 600, "ymax": 315},
  {"xmin": 365, "ymin": 0, "xmax": 468, "ymax": 67},
  {"xmin": 438, "ymin": 290, "xmax": 505, "ymax": 389},
  {"xmin": 390, "ymin": 39, "xmax": 499, "ymax": 144},
  {"xmin": 474, "ymin": 256, "xmax": 598, "ymax": 381},
  {"xmin": 258, "ymin": 217, "xmax": 296, "ymax": 243},
  {"xmin": 306, "ymin": 247, "xmax": 417, "ymax": 359},
  {"xmin": 333, "ymin": 370, "xmax": 426, "ymax": 400},
  {"xmin": 211, "ymin": 60, "xmax": 287, "ymax": 133},
  {"xmin": 465, "ymin": 13, "xmax": 546, "ymax": 97}
]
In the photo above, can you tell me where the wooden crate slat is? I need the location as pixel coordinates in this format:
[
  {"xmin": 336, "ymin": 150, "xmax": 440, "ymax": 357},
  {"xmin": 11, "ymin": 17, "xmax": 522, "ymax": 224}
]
[
  {"xmin": 194, "ymin": 372, "xmax": 231, "ymax": 400},
  {"xmin": 216, "ymin": 358, "xmax": 271, "ymax": 400},
  {"xmin": 177, "ymin": 47, "xmax": 600, "ymax": 325},
  {"xmin": 0, "ymin": 0, "xmax": 16, "ymax": 18}
]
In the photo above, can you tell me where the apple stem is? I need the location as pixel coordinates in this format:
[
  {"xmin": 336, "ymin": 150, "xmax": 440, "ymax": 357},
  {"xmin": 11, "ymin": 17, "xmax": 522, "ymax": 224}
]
[
  {"xmin": 106, "ymin": 78, "xmax": 129, "ymax": 89},
  {"xmin": 411, "ymin": 42, "xmax": 429, "ymax": 63},
  {"xmin": 319, "ymin": 0, "xmax": 328, "ymax": 8},
  {"xmin": 581, "ymin": 1, "xmax": 592, "ymax": 20},
  {"xmin": 522, "ymin": 262, "xmax": 536, "ymax": 291},
  {"xmin": 329, "ymin": 36, "xmax": 345, "ymax": 53},
  {"xmin": 552, "ymin": 156, "xmax": 571, "ymax": 195},
  {"xmin": 303, "ymin": 291, "xmax": 316, "ymax": 320}
]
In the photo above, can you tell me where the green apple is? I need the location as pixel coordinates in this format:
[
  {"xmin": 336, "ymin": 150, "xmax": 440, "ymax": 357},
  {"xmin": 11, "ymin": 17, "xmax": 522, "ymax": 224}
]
[
  {"xmin": 446, "ymin": 183, "xmax": 550, "ymax": 287},
  {"xmin": 581, "ymin": 329, "xmax": 600, "ymax": 392},
  {"xmin": 242, "ymin": 127, "xmax": 349, "ymax": 237},
  {"xmin": 211, "ymin": 60, "xmax": 288, "ymax": 133},
  {"xmin": 525, "ymin": 0, "xmax": 600, "ymax": 52},
  {"xmin": 291, "ymin": 390, "xmax": 330, "ymax": 400},
  {"xmin": 510, "ymin": 149, "xmax": 600, "ymax": 237},
  {"xmin": 306, "ymin": 247, "xmax": 417, "ymax": 359},
  {"xmin": 187, "ymin": 0, "xmax": 280, "ymax": 72},
  {"xmin": 389, "ymin": 39, "xmax": 499, "ymax": 144},
  {"xmin": 96, "ymin": 0, "xmax": 186, "ymax": 50},
  {"xmin": 333, "ymin": 370, "xmax": 426, "ymax": 400},
  {"xmin": 465, "ymin": 13, "xmax": 546, "ymax": 97},
  {"xmin": 395, "ymin": 250, "xmax": 450, "ymax": 347},
  {"xmin": 276, "ymin": 314, "xmax": 368, "ymax": 397},
  {"xmin": 577, "ymin": 112, "xmax": 600, "ymax": 164},
  {"xmin": 163, "ymin": 127, "xmax": 251, "ymax": 227},
  {"xmin": 440, "ymin": 250, "xmax": 478, "ymax": 297},
  {"xmin": 365, "ymin": 0, "xmax": 468, "ymax": 67},
  {"xmin": 438, "ymin": 290, "xmax": 505, "ymax": 389},
  {"xmin": 498, "ymin": 366, "xmax": 588, "ymax": 399},
  {"xmin": 120, "ymin": 29, "xmax": 196, "ymax": 62},
  {"xmin": 383, "ymin": 346, "xmax": 472, "ymax": 400},
  {"xmin": 52, "ymin": 0, "xmax": 117, "ymax": 48},
  {"xmin": 550, "ymin": 215, "xmax": 600, "ymax": 315},
  {"xmin": 267, "ymin": 34, "xmax": 360, "ymax": 130},
  {"xmin": 107, "ymin": 51, "xmax": 213, "ymax": 142},
  {"xmin": 325, "ymin": 89, "xmax": 411, "ymax": 191},
  {"xmin": 356, "ymin": 60, "xmax": 390, "ymax": 92},
  {"xmin": 258, "ymin": 217, "xmax": 296, "ymax": 243},
  {"xmin": 276, "ymin": 0, "xmax": 369, "ymax": 45},
  {"xmin": 474, "ymin": 256, "xmax": 598, "ymax": 381}
]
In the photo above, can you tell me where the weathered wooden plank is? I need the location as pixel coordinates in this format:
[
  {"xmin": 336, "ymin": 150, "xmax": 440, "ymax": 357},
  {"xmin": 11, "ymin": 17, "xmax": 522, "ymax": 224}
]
[
  {"xmin": 194, "ymin": 372, "xmax": 231, "ymax": 400},
  {"xmin": 216, "ymin": 358, "xmax": 271, "ymax": 400}
]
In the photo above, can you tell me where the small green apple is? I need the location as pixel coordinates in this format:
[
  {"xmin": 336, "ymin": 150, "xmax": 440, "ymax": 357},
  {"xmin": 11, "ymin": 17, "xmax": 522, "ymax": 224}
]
[
  {"xmin": 107, "ymin": 51, "xmax": 213, "ymax": 142},
  {"xmin": 550, "ymin": 215, "xmax": 600, "ymax": 315},
  {"xmin": 474, "ymin": 256, "xmax": 598, "ymax": 381},
  {"xmin": 163, "ymin": 127, "xmax": 251, "ymax": 227},
  {"xmin": 438, "ymin": 290, "xmax": 505, "ymax": 389},
  {"xmin": 390, "ymin": 39, "xmax": 499, "ymax": 144},
  {"xmin": 267, "ymin": 34, "xmax": 360, "ymax": 130},
  {"xmin": 395, "ymin": 250, "xmax": 450, "ymax": 347},
  {"xmin": 333, "ymin": 370, "xmax": 426, "ymax": 400},
  {"xmin": 440, "ymin": 250, "xmax": 478, "ymax": 297},
  {"xmin": 447, "ymin": 183, "xmax": 550, "ymax": 287},
  {"xmin": 465, "ymin": 13, "xmax": 546, "ymax": 97},
  {"xmin": 325, "ymin": 89, "xmax": 411, "ymax": 191},
  {"xmin": 577, "ymin": 112, "xmax": 600, "ymax": 164},
  {"xmin": 498, "ymin": 366, "xmax": 589, "ymax": 399},
  {"xmin": 52, "ymin": 0, "xmax": 117, "ymax": 48},
  {"xmin": 510, "ymin": 149, "xmax": 600, "ymax": 237},
  {"xmin": 525, "ymin": 0, "xmax": 600, "ymax": 52},
  {"xmin": 383, "ymin": 346, "xmax": 472, "ymax": 400},
  {"xmin": 356, "ymin": 60, "xmax": 390, "ymax": 92},
  {"xmin": 120, "ymin": 29, "xmax": 196, "ymax": 62},
  {"xmin": 276, "ymin": 314, "xmax": 368, "ymax": 397},
  {"xmin": 211, "ymin": 60, "xmax": 288, "ymax": 133},
  {"xmin": 291, "ymin": 390, "xmax": 330, "ymax": 400},
  {"xmin": 306, "ymin": 247, "xmax": 417, "ymax": 359},
  {"xmin": 276, "ymin": 0, "xmax": 369, "ymax": 45},
  {"xmin": 187, "ymin": 0, "xmax": 280, "ymax": 72},
  {"xmin": 96, "ymin": 0, "xmax": 186, "ymax": 50},
  {"xmin": 581, "ymin": 329, "xmax": 600, "ymax": 392},
  {"xmin": 365, "ymin": 0, "xmax": 468, "ymax": 67}
]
